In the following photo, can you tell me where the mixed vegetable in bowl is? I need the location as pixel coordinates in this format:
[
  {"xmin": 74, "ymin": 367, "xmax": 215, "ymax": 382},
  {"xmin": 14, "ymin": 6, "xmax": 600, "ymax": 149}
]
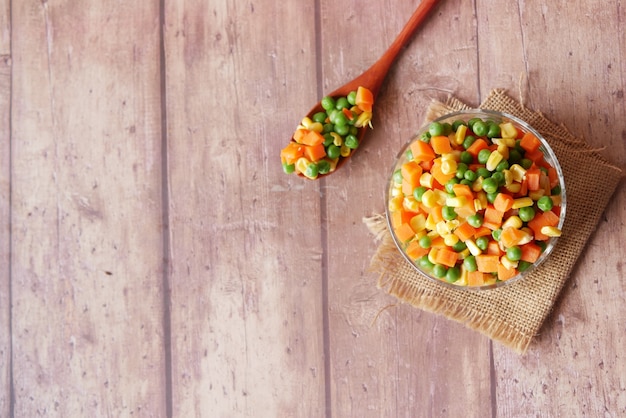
[{"xmin": 386, "ymin": 110, "xmax": 566, "ymax": 289}]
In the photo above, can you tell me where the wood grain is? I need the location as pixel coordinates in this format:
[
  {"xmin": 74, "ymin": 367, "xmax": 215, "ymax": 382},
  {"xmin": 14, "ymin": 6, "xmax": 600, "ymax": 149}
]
[
  {"xmin": 10, "ymin": 1, "xmax": 166, "ymax": 415},
  {"xmin": 163, "ymin": 1, "xmax": 327, "ymax": 416}
]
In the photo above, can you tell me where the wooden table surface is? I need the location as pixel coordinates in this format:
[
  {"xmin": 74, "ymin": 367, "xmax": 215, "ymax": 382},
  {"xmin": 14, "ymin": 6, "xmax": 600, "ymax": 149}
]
[{"xmin": 2, "ymin": 0, "xmax": 625, "ymax": 417}]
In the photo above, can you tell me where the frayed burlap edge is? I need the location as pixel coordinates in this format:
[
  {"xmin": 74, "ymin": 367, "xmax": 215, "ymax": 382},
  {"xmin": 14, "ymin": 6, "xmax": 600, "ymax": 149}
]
[{"xmin": 366, "ymin": 89, "xmax": 624, "ymax": 354}]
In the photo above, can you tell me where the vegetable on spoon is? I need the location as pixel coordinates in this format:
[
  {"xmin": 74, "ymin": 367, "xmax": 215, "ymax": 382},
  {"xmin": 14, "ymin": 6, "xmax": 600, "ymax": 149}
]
[{"xmin": 280, "ymin": 0, "xmax": 441, "ymax": 179}]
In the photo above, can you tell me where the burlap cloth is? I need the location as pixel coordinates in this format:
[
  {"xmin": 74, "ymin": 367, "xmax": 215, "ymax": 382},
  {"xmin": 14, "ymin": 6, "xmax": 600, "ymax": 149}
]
[{"xmin": 365, "ymin": 89, "xmax": 623, "ymax": 354}]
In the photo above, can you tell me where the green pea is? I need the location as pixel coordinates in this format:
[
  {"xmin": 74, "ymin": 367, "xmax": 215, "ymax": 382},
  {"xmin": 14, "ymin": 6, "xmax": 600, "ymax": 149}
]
[
  {"xmin": 477, "ymin": 167, "xmax": 491, "ymax": 179},
  {"xmin": 463, "ymin": 255, "xmax": 478, "ymax": 272},
  {"xmin": 413, "ymin": 186, "xmax": 427, "ymax": 201},
  {"xmin": 445, "ymin": 178, "xmax": 459, "ymax": 194},
  {"xmin": 344, "ymin": 134, "xmax": 359, "ymax": 149},
  {"xmin": 442, "ymin": 122, "xmax": 453, "ymax": 136},
  {"xmin": 482, "ymin": 177, "xmax": 499, "ymax": 194},
  {"xmin": 467, "ymin": 213, "xmax": 484, "ymax": 228},
  {"xmin": 312, "ymin": 111, "xmax": 327, "ymax": 124},
  {"xmin": 517, "ymin": 260, "xmax": 533, "ymax": 272},
  {"xmin": 486, "ymin": 192, "xmax": 499, "ymax": 203},
  {"xmin": 464, "ymin": 169, "xmax": 477, "ymax": 182},
  {"xmin": 496, "ymin": 160, "xmax": 510, "ymax": 172},
  {"xmin": 335, "ymin": 97, "xmax": 350, "ymax": 110},
  {"xmin": 305, "ymin": 163, "xmax": 318, "ymax": 178},
  {"xmin": 429, "ymin": 122, "xmax": 445, "ymax": 137},
  {"xmin": 463, "ymin": 135, "xmax": 476, "ymax": 149},
  {"xmin": 537, "ymin": 196, "xmax": 554, "ymax": 212},
  {"xmin": 491, "ymin": 172, "xmax": 505, "ymax": 187},
  {"xmin": 433, "ymin": 264, "xmax": 448, "ymax": 278},
  {"xmin": 317, "ymin": 160, "xmax": 331, "ymax": 175},
  {"xmin": 445, "ymin": 266, "xmax": 461, "ymax": 283},
  {"xmin": 321, "ymin": 96, "xmax": 335, "ymax": 111},
  {"xmin": 506, "ymin": 246, "xmax": 522, "ymax": 261},
  {"xmin": 456, "ymin": 163, "xmax": 468, "ymax": 180},
  {"xmin": 349, "ymin": 126, "xmax": 358, "ymax": 136},
  {"xmin": 460, "ymin": 179, "xmax": 473, "ymax": 187},
  {"xmin": 418, "ymin": 255, "xmax": 434, "ymax": 270},
  {"xmin": 551, "ymin": 185, "xmax": 562, "ymax": 195},
  {"xmin": 334, "ymin": 123, "xmax": 350, "ymax": 136},
  {"xmin": 518, "ymin": 206, "xmax": 536, "ymax": 222},
  {"xmin": 468, "ymin": 118, "xmax": 482, "ymax": 129},
  {"xmin": 508, "ymin": 149, "xmax": 522, "ymax": 164},
  {"xmin": 472, "ymin": 120, "xmax": 488, "ymax": 137},
  {"xmin": 537, "ymin": 241, "xmax": 547, "ymax": 252},
  {"xmin": 477, "ymin": 149, "xmax": 491, "ymax": 164},
  {"xmin": 333, "ymin": 112, "xmax": 348, "ymax": 127},
  {"xmin": 521, "ymin": 158, "xmax": 533, "ymax": 169},
  {"xmin": 323, "ymin": 123, "xmax": 334, "ymax": 134},
  {"xmin": 420, "ymin": 132, "xmax": 431, "ymax": 143},
  {"xmin": 492, "ymin": 228, "xmax": 502, "ymax": 241},
  {"xmin": 282, "ymin": 162, "xmax": 295, "ymax": 174},
  {"xmin": 460, "ymin": 151, "xmax": 473, "ymax": 165},
  {"xmin": 347, "ymin": 91, "xmax": 357, "ymax": 105},
  {"xmin": 442, "ymin": 206, "xmax": 457, "ymax": 221},
  {"xmin": 487, "ymin": 122, "xmax": 501, "ymax": 138},
  {"xmin": 419, "ymin": 235, "xmax": 432, "ymax": 249},
  {"xmin": 405, "ymin": 149, "xmax": 413, "ymax": 160},
  {"xmin": 327, "ymin": 144, "xmax": 341, "ymax": 159},
  {"xmin": 476, "ymin": 236, "xmax": 489, "ymax": 251},
  {"xmin": 452, "ymin": 240, "xmax": 467, "ymax": 252},
  {"xmin": 452, "ymin": 120, "xmax": 466, "ymax": 131},
  {"xmin": 323, "ymin": 133, "xmax": 334, "ymax": 147}
]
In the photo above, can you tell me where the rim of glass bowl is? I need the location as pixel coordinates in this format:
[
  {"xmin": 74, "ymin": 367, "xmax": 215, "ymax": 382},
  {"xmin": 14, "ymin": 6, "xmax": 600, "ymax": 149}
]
[{"xmin": 385, "ymin": 109, "xmax": 567, "ymax": 291}]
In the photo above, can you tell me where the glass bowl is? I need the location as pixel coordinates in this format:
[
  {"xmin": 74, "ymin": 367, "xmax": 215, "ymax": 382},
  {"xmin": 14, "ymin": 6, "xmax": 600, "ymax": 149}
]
[{"xmin": 385, "ymin": 109, "xmax": 566, "ymax": 290}]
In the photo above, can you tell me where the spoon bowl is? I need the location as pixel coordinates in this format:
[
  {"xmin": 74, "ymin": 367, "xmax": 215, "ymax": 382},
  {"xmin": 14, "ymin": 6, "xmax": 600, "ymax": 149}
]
[{"xmin": 290, "ymin": 0, "xmax": 441, "ymax": 178}]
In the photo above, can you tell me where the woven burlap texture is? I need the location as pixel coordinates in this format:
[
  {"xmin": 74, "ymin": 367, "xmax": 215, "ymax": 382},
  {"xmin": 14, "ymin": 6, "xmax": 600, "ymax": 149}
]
[{"xmin": 366, "ymin": 89, "xmax": 623, "ymax": 354}]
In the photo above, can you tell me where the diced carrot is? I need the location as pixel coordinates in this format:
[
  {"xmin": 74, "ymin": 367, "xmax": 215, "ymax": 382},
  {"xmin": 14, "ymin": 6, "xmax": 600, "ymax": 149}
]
[
  {"xmin": 410, "ymin": 140, "xmax": 436, "ymax": 163},
  {"xmin": 390, "ymin": 210, "xmax": 403, "ymax": 229},
  {"xmin": 452, "ymin": 183, "xmax": 473, "ymax": 199},
  {"xmin": 430, "ymin": 205, "xmax": 444, "ymax": 223},
  {"xmin": 342, "ymin": 107, "xmax": 354, "ymax": 121},
  {"xmin": 483, "ymin": 206, "xmax": 504, "ymax": 229},
  {"xmin": 402, "ymin": 210, "xmax": 419, "ymax": 225},
  {"xmin": 473, "ymin": 226, "xmax": 492, "ymax": 239},
  {"xmin": 280, "ymin": 142, "xmax": 304, "ymax": 164},
  {"xmin": 405, "ymin": 240, "xmax": 430, "ymax": 260},
  {"xmin": 430, "ymin": 159, "xmax": 456, "ymax": 185},
  {"xmin": 500, "ymin": 227, "xmax": 530, "ymax": 248},
  {"xmin": 520, "ymin": 242, "xmax": 542, "ymax": 263},
  {"xmin": 300, "ymin": 130, "xmax": 324, "ymax": 146},
  {"xmin": 486, "ymin": 240, "xmax": 503, "ymax": 256},
  {"xmin": 466, "ymin": 138, "xmax": 489, "ymax": 157},
  {"xmin": 525, "ymin": 167, "xmax": 541, "ymax": 191},
  {"xmin": 293, "ymin": 128, "xmax": 308, "ymax": 143},
  {"xmin": 434, "ymin": 247, "xmax": 459, "ymax": 268},
  {"xmin": 476, "ymin": 254, "xmax": 500, "ymax": 273},
  {"xmin": 520, "ymin": 131, "xmax": 541, "ymax": 153},
  {"xmin": 419, "ymin": 159, "xmax": 434, "ymax": 171},
  {"xmin": 528, "ymin": 210, "xmax": 560, "ymax": 240},
  {"xmin": 493, "ymin": 193, "xmax": 514, "ymax": 213},
  {"xmin": 303, "ymin": 143, "xmax": 326, "ymax": 162},
  {"xmin": 402, "ymin": 179, "xmax": 414, "ymax": 196},
  {"xmin": 547, "ymin": 166, "xmax": 559, "ymax": 188},
  {"xmin": 453, "ymin": 221, "xmax": 477, "ymax": 242},
  {"xmin": 455, "ymin": 199, "xmax": 477, "ymax": 218},
  {"xmin": 525, "ymin": 148, "xmax": 545, "ymax": 166},
  {"xmin": 394, "ymin": 223, "xmax": 416, "ymax": 243},
  {"xmin": 355, "ymin": 86, "xmax": 374, "ymax": 112},
  {"xmin": 467, "ymin": 270, "xmax": 487, "ymax": 286},
  {"xmin": 430, "ymin": 135, "xmax": 452, "ymax": 154},
  {"xmin": 401, "ymin": 161, "xmax": 423, "ymax": 187},
  {"xmin": 497, "ymin": 264, "xmax": 518, "ymax": 281}
]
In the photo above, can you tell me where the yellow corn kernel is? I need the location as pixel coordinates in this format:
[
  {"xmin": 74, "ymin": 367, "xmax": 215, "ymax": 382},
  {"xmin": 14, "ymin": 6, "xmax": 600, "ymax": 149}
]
[
  {"xmin": 421, "ymin": 190, "xmax": 438, "ymax": 208},
  {"xmin": 327, "ymin": 158, "xmax": 338, "ymax": 172},
  {"xmin": 456, "ymin": 266, "xmax": 469, "ymax": 286},
  {"xmin": 529, "ymin": 190, "xmax": 545, "ymax": 201},
  {"xmin": 473, "ymin": 198, "xmax": 485, "ymax": 211},
  {"xmin": 505, "ymin": 183, "xmax": 522, "ymax": 194},
  {"xmin": 420, "ymin": 172, "xmax": 434, "ymax": 188},
  {"xmin": 509, "ymin": 164, "xmax": 526, "ymax": 182},
  {"xmin": 458, "ymin": 248, "xmax": 471, "ymax": 260},
  {"xmin": 454, "ymin": 124, "xmax": 468, "ymax": 145},
  {"xmin": 502, "ymin": 216, "xmax": 523, "ymax": 229},
  {"xmin": 295, "ymin": 157, "xmax": 311, "ymax": 174},
  {"xmin": 441, "ymin": 159, "xmax": 457, "ymax": 175},
  {"xmin": 425, "ymin": 213, "xmax": 438, "ymax": 231},
  {"xmin": 301, "ymin": 117, "xmax": 314, "ymax": 129},
  {"xmin": 512, "ymin": 197, "xmax": 534, "ymax": 209},
  {"xmin": 441, "ymin": 151, "xmax": 461, "ymax": 162},
  {"xmin": 309, "ymin": 122, "xmax": 324, "ymax": 133},
  {"xmin": 434, "ymin": 190, "xmax": 448, "ymax": 206},
  {"xmin": 340, "ymin": 144, "xmax": 351, "ymax": 157},
  {"xmin": 497, "ymin": 143, "xmax": 510, "ymax": 160},
  {"xmin": 354, "ymin": 111, "xmax": 372, "ymax": 128},
  {"xmin": 541, "ymin": 226, "xmax": 562, "ymax": 237},
  {"xmin": 436, "ymin": 221, "xmax": 452, "ymax": 237},
  {"xmin": 331, "ymin": 132, "xmax": 342, "ymax": 146},
  {"xmin": 499, "ymin": 122, "xmax": 518, "ymax": 139},
  {"xmin": 428, "ymin": 247, "xmax": 439, "ymax": 265},
  {"xmin": 501, "ymin": 255, "xmax": 519, "ymax": 270},
  {"xmin": 465, "ymin": 239, "xmax": 482, "ymax": 256},
  {"xmin": 444, "ymin": 233, "xmax": 459, "ymax": 247},
  {"xmin": 503, "ymin": 169, "xmax": 513, "ymax": 187},
  {"xmin": 486, "ymin": 150, "xmax": 504, "ymax": 171},
  {"xmin": 472, "ymin": 176, "xmax": 484, "ymax": 192},
  {"xmin": 390, "ymin": 184, "xmax": 403, "ymax": 198},
  {"xmin": 517, "ymin": 229, "xmax": 534, "ymax": 245},
  {"xmin": 493, "ymin": 136, "xmax": 516, "ymax": 147},
  {"xmin": 388, "ymin": 195, "xmax": 403, "ymax": 212},
  {"xmin": 296, "ymin": 125, "xmax": 307, "ymax": 131},
  {"xmin": 403, "ymin": 196, "xmax": 420, "ymax": 213},
  {"xmin": 446, "ymin": 196, "xmax": 467, "ymax": 208},
  {"xmin": 410, "ymin": 213, "xmax": 427, "ymax": 232},
  {"xmin": 446, "ymin": 219, "xmax": 460, "ymax": 231}
]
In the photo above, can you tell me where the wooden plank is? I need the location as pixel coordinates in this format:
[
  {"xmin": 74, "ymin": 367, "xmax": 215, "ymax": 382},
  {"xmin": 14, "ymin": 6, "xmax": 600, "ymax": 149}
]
[
  {"xmin": 478, "ymin": 1, "xmax": 626, "ymax": 416},
  {"xmin": 0, "ymin": 0, "xmax": 11, "ymax": 414},
  {"xmin": 163, "ymin": 1, "xmax": 327, "ymax": 416},
  {"xmin": 10, "ymin": 1, "xmax": 166, "ymax": 415},
  {"xmin": 321, "ymin": 1, "xmax": 492, "ymax": 416}
]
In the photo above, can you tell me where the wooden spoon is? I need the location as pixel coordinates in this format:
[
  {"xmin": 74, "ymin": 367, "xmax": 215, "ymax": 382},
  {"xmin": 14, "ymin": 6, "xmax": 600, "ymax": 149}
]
[{"xmin": 291, "ymin": 0, "xmax": 441, "ymax": 178}]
